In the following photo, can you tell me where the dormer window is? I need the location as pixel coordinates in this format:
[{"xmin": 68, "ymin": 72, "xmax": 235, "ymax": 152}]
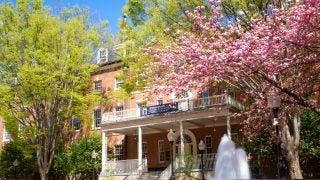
[{"xmin": 98, "ymin": 48, "xmax": 108, "ymax": 64}]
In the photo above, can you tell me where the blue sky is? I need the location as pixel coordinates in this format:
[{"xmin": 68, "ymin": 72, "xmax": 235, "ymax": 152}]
[
  {"xmin": 1, "ymin": 0, "xmax": 127, "ymax": 35},
  {"xmin": 47, "ymin": 0, "xmax": 127, "ymax": 35}
]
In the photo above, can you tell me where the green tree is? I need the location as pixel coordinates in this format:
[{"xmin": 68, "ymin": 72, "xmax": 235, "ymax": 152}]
[
  {"xmin": 0, "ymin": 140, "xmax": 38, "ymax": 179},
  {"xmin": 52, "ymin": 135, "xmax": 113, "ymax": 179},
  {"xmin": 0, "ymin": 0, "xmax": 101, "ymax": 179},
  {"xmin": 116, "ymin": 0, "xmax": 208, "ymax": 94}
]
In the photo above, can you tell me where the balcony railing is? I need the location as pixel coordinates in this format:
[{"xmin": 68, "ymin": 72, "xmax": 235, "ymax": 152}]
[
  {"xmin": 102, "ymin": 94, "xmax": 243, "ymax": 123},
  {"xmin": 103, "ymin": 158, "xmax": 147, "ymax": 176}
]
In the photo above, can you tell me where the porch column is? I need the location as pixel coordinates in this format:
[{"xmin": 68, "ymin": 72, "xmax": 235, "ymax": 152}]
[
  {"xmin": 138, "ymin": 126, "xmax": 143, "ymax": 170},
  {"xmin": 227, "ymin": 112, "xmax": 231, "ymax": 139},
  {"xmin": 180, "ymin": 121, "xmax": 185, "ymax": 167},
  {"xmin": 101, "ymin": 131, "xmax": 107, "ymax": 175}
]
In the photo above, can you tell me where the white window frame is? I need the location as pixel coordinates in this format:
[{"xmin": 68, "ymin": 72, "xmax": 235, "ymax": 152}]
[
  {"xmin": 157, "ymin": 99, "xmax": 163, "ymax": 105},
  {"xmin": 3, "ymin": 128, "xmax": 11, "ymax": 142},
  {"xmin": 158, "ymin": 140, "xmax": 165, "ymax": 163},
  {"xmin": 98, "ymin": 48, "xmax": 108, "ymax": 64},
  {"xmin": 93, "ymin": 80, "xmax": 102, "ymax": 92},
  {"xmin": 115, "ymin": 78, "xmax": 123, "ymax": 89},
  {"xmin": 115, "ymin": 106, "xmax": 124, "ymax": 117},
  {"xmin": 114, "ymin": 144, "xmax": 124, "ymax": 160},
  {"xmin": 93, "ymin": 109, "xmax": 101, "ymax": 128}
]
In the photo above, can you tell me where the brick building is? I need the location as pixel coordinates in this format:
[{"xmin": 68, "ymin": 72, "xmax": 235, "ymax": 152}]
[{"xmin": 94, "ymin": 48, "xmax": 244, "ymax": 179}]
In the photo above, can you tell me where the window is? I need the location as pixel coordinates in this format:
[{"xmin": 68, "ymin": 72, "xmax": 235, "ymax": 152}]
[
  {"xmin": 157, "ymin": 99, "xmax": 163, "ymax": 105},
  {"xmin": 99, "ymin": 49, "xmax": 107, "ymax": 63},
  {"xmin": 205, "ymin": 136, "xmax": 213, "ymax": 154},
  {"xmin": 72, "ymin": 116, "xmax": 81, "ymax": 130},
  {"xmin": 142, "ymin": 142, "xmax": 148, "ymax": 158},
  {"xmin": 3, "ymin": 128, "xmax": 10, "ymax": 142},
  {"xmin": 115, "ymin": 78, "xmax": 123, "ymax": 89},
  {"xmin": 158, "ymin": 140, "xmax": 165, "ymax": 162},
  {"xmin": 94, "ymin": 109, "xmax": 101, "ymax": 128},
  {"xmin": 114, "ymin": 145, "xmax": 124, "ymax": 160},
  {"xmin": 138, "ymin": 102, "xmax": 147, "ymax": 116},
  {"xmin": 181, "ymin": 90, "xmax": 188, "ymax": 98},
  {"xmin": 137, "ymin": 102, "xmax": 146, "ymax": 108},
  {"xmin": 94, "ymin": 80, "xmax": 102, "ymax": 92},
  {"xmin": 115, "ymin": 106, "xmax": 124, "ymax": 117}
]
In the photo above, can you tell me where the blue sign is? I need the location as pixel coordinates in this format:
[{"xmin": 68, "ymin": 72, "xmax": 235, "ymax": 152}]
[{"xmin": 141, "ymin": 102, "xmax": 178, "ymax": 116}]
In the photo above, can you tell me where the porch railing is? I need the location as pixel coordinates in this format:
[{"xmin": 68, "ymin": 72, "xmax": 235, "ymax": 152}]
[
  {"xmin": 157, "ymin": 163, "xmax": 172, "ymax": 180},
  {"xmin": 103, "ymin": 94, "xmax": 243, "ymax": 123},
  {"xmin": 175, "ymin": 153, "xmax": 216, "ymax": 172},
  {"xmin": 104, "ymin": 158, "xmax": 147, "ymax": 176}
]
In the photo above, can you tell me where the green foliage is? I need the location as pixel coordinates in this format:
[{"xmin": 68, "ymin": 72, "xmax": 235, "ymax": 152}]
[
  {"xmin": 0, "ymin": 140, "xmax": 37, "ymax": 178},
  {"xmin": 53, "ymin": 135, "xmax": 113, "ymax": 177},
  {"xmin": 0, "ymin": 0, "xmax": 105, "ymax": 177},
  {"xmin": 118, "ymin": 0, "xmax": 208, "ymax": 93},
  {"xmin": 300, "ymin": 110, "xmax": 320, "ymax": 157}
]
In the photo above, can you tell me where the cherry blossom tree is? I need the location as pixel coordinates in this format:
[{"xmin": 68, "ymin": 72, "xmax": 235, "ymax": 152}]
[{"xmin": 146, "ymin": 0, "xmax": 319, "ymax": 178}]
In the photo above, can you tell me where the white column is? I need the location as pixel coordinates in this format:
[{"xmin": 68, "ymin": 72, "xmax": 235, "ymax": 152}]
[
  {"xmin": 180, "ymin": 121, "xmax": 185, "ymax": 167},
  {"xmin": 101, "ymin": 131, "xmax": 107, "ymax": 175},
  {"xmin": 227, "ymin": 112, "xmax": 231, "ymax": 139},
  {"xmin": 138, "ymin": 127, "xmax": 143, "ymax": 170}
]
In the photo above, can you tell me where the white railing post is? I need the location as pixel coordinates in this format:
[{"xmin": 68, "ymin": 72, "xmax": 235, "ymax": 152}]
[
  {"xmin": 138, "ymin": 127, "xmax": 143, "ymax": 171},
  {"xmin": 101, "ymin": 132, "xmax": 107, "ymax": 176}
]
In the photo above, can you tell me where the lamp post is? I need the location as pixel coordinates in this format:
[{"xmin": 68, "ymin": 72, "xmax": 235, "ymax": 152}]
[
  {"xmin": 13, "ymin": 159, "xmax": 19, "ymax": 179},
  {"xmin": 198, "ymin": 140, "xmax": 206, "ymax": 180},
  {"xmin": 167, "ymin": 129, "xmax": 176, "ymax": 180},
  {"xmin": 267, "ymin": 91, "xmax": 285, "ymax": 178},
  {"xmin": 92, "ymin": 150, "xmax": 97, "ymax": 180}
]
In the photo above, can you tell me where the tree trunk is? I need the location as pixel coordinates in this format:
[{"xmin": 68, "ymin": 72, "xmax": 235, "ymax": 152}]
[
  {"xmin": 286, "ymin": 150, "xmax": 303, "ymax": 179},
  {"xmin": 39, "ymin": 170, "xmax": 48, "ymax": 180},
  {"xmin": 282, "ymin": 112, "xmax": 303, "ymax": 179}
]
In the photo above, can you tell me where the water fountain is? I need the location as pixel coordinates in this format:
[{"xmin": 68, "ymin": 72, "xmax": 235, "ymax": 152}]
[{"xmin": 210, "ymin": 134, "xmax": 251, "ymax": 180}]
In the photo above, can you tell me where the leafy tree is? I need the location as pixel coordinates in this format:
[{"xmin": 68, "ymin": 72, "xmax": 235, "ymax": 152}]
[
  {"xmin": 146, "ymin": 0, "xmax": 319, "ymax": 178},
  {"xmin": 115, "ymin": 0, "xmax": 209, "ymax": 95},
  {"xmin": 52, "ymin": 135, "xmax": 113, "ymax": 179},
  {"xmin": 300, "ymin": 111, "xmax": 320, "ymax": 157},
  {"xmin": 0, "ymin": 0, "xmax": 102, "ymax": 179},
  {"xmin": 0, "ymin": 140, "xmax": 38, "ymax": 179}
]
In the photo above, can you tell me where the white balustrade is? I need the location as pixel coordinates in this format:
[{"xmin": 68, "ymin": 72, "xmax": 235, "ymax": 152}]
[
  {"xmin": 104, "ymin": 158, "xmax": 147, "ymax": 176},
  {"xmin": 102, "ymin": 94, "xmax": 243, "ymax": 124}
]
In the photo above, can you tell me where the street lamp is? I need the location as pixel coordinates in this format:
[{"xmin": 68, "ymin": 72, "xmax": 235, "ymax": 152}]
[
  {"xmin": 267, "ymin": 90, "xmax": 285, "ymax": 178},
  {"xmin": 13, "ymin": 159, "xmax": 19, "ymax": 179},
  {"xmin": 92, "ymin": 150, "xmax": 98, "ymax": 180},
  {"xmin": 167, "ymin": 129, "xmax": 176, "ymax": 180},
  {"xmin": 198, "ymin": 140, "xmax": 206, "ymax": 180}
]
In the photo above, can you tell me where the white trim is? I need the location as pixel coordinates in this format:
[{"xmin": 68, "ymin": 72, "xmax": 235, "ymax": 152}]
[
  {"xmin": 158, "ymin": 140, "xmax": 165, "ymax": 163},
  {"xmin": 173, "ymin": 129, "xmax": 197, "ymax": 158},
  {"xmin": 115, "ymin": 78, "xmax": 123, "ymax": 89},
  {"xmin": 2, "ymin": 127, "xmax": 11, "ymax": 142}
]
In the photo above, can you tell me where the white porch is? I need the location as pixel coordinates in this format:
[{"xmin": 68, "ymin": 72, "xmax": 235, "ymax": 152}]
[{"xmin": 99, "ymin": 94, "xmax": 243, "ymax": 178}]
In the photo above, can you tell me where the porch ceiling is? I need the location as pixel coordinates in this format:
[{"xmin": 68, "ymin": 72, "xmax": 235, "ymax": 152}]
[{"xmin": 102, "ymin": 107, "xmax": 241, "ymax": 135}]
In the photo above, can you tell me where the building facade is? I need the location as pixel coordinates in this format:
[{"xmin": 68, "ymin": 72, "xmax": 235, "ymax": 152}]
[{"xmin": 93, "ymin": 48, "xmax": 244, "ymax": 179}]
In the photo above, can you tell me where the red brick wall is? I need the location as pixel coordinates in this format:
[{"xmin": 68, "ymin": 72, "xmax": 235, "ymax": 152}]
[{"xmin": 125, "ymin": 124, "xmax": 241, "ymax": 169}]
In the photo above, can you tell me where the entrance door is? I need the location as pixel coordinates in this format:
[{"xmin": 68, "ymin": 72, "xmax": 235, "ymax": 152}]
[
  {"xmin": 176, "ymin": 142, "xmax": 193, "ymax": 155},
  {"xmin": 175, "ymin": 134, "xmax": 195, "ymax": 156}
]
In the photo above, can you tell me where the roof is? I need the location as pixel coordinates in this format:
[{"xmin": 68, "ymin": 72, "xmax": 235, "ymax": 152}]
[{"xmin": 91, "ymin": 60, "xmax": 124, "ymax": 75}]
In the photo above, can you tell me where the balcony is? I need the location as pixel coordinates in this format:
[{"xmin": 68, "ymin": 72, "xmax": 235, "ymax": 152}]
[{"xmin": 102, "ymin": 94, "xmax": 243, "ymax": 124}]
